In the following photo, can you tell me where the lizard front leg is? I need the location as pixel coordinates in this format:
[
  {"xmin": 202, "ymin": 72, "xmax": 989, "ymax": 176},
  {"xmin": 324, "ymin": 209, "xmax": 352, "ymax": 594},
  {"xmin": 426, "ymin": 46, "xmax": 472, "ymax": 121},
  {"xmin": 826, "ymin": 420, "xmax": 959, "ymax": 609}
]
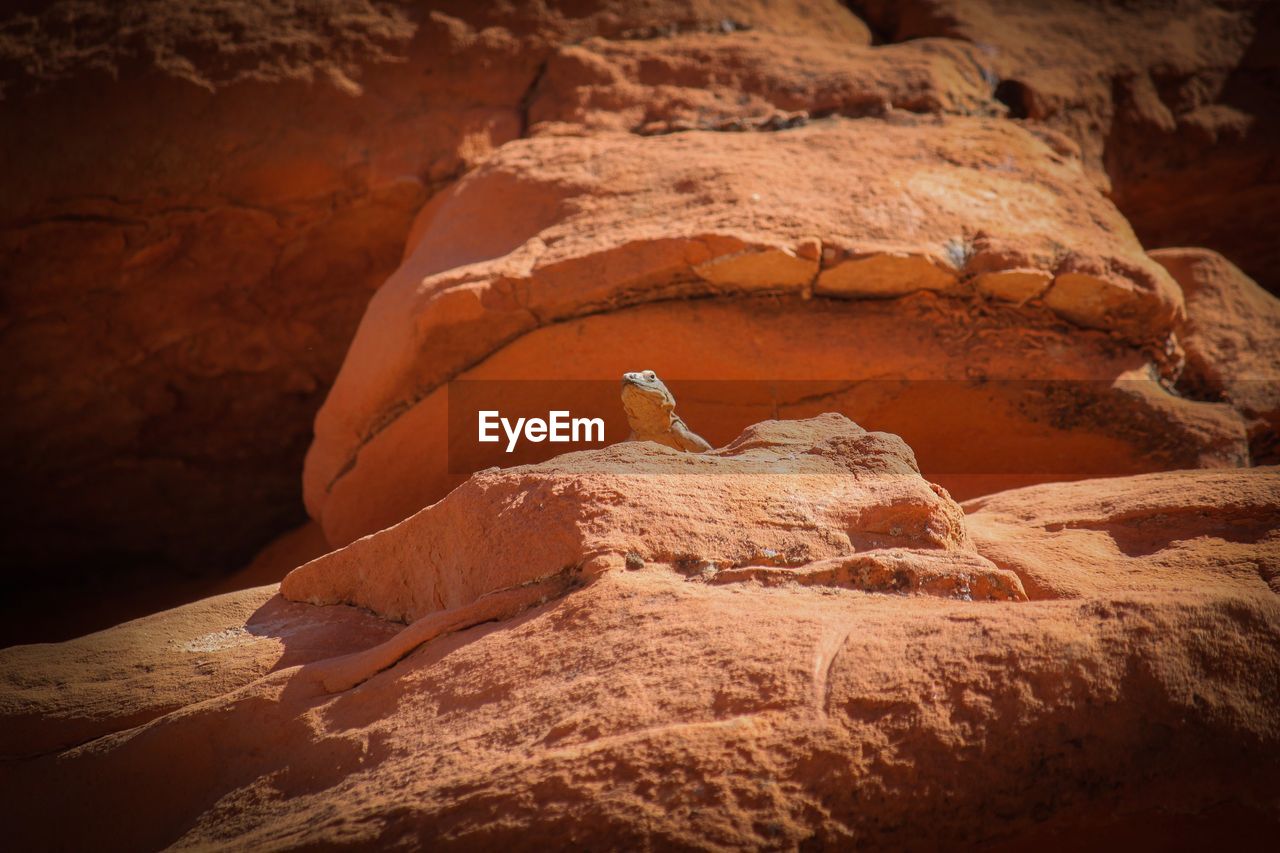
[{"xmin": 671, "ymin": 418, "xmax": 713, "ymax": 453}]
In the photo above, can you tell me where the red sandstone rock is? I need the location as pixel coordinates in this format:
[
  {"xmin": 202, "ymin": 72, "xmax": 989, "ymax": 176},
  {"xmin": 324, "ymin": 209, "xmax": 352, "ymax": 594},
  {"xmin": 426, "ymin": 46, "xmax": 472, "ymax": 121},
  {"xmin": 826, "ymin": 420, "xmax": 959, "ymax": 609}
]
[
  {"xmin": 300, "ymin": 118, "xmax": 1261, "ymax": 546},
  {"xmin": 530, "ymin": 32, "xmax": 996, "ymax": 135},
  {"xmin": 964, "ymin": 466, "xmax": 1280, "ymax": 600},
  {"xmin": 850, "ymin": 0, "xmax": 1280, "ymax": 293},
  {"xmin": 3, "ymin": 3, "xmax": 1277, "ymax": 844},
  {"xmin": 0, "ymin": 0, "xmax": 871, "ymax": 587},
  {"xmin": 317, "ymin": 293, "xmax": 1252, "ymax": 546},
  {"xmin": 220, "ymin": 521, "xmax": 334, "ymax": 594},
  {"xmin": 0, "ymin": 584, "xmax": 398, "ymax": 759},
  {"xmin": 1152, "ymin": 247, "xmax": 1280, "ymax": 462},
  {"xmin": 284, "ymin": 415, "xmax": 1024, "ymax": 624},
  {"xmin": 2, "ymin": 458, "xmax": 1277, "ymax": 848},
  {"xmin": 5, "ymin": 0, "xmax": 1274, "ymax": 637}
]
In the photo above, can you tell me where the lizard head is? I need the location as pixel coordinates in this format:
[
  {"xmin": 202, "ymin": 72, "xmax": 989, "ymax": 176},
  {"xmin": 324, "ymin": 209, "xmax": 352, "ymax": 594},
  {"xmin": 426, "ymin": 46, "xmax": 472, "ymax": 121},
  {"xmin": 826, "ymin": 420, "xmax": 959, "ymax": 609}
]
[{"xmin": 621, "ymin": 370, "xmax": 676, "ymax": 423}]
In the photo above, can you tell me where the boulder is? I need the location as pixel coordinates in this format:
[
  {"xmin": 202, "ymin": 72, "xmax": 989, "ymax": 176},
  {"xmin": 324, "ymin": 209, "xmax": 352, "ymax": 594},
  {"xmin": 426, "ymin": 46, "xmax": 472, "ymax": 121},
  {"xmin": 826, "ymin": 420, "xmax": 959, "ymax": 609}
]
[
  {"xmin": 0, "ymin": 0, "xmax": 871, "ymax": 594},
  {"xmin": 3, "ymin": 462, "xmax": 1277, "ymax": 849},
  {"xmin": 1152, "ymin": 247, "xmax": 1280, "ymax": 462},
  {"xmin": 530, "ymin": 32, "xmax": 996, "ymax": 135},
  {"xmin": 964, "ymin": 466, "xmax": 1280, "ymax": 600},
  {"xmin": 850, "ymin": 0, "xmax": 1280, "ymax": 293},
  {"xmin": 305, "ymin": 118, "xmax": 1238, "ymax": 546},
  {"xmin": 283, "ymin": 415, "xmax": 1024, "ymax": 624},
  {"xmin": 0, "ymin": 585, "xmax": 398, "ymax": 759}
]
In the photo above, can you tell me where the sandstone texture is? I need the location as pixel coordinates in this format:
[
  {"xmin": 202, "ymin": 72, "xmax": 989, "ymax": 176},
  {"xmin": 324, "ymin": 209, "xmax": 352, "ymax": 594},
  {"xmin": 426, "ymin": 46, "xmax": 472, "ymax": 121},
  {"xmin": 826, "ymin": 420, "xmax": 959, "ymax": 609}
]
[
  {"xmin": 3, "ymin": 427, "xmax": 1277, "ymax": 848},
  {"xmin": 964, "ymin": 466, "xmax": 1280, "ymax": 600},
  {"xmin": 1153, "ymin": 247, "xmax": 1280, "ymax": 462},
  {"xmin": 5, "ymin": 1, "xmax": 1280, "ymax": 846},
  {"xmin": 284, "ymin": 415, "xmax": 1025, "ymax": 625},
  {"xmin": 0, "ymin": 0, "xmax": 871, "ymax": 603},
  {"xmin": 302, "ymin": 116, "xmax": 1261, "ymax": 546},
  {"xmin": 5, "ymin": 0, "xmax": 1277, "ymax": 640},
  {"xmin": 852, "ymin": 0, "xmax": 1280, "ymax": 295},
  {"xmin": 530, "ymin": 31, "xmax": 996, "ymax": 134},
  {"xmin": 0, "ymin": 584, "xmax": 398, "ymax": 760}
]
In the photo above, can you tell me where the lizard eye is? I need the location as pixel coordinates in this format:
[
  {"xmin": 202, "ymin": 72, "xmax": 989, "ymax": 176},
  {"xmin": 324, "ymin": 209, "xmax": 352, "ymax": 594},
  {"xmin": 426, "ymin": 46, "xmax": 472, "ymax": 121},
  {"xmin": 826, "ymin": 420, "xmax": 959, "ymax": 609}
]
[{"xmin": 645, "ymin": 371, "xmax": 655, "ymax": 380}]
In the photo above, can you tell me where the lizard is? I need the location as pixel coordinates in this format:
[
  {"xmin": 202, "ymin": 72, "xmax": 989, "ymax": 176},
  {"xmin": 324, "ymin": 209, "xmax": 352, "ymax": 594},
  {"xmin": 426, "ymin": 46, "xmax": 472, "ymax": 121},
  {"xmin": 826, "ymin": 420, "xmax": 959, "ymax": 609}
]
[{"xmin": 620, "ymin": 370, "xmax": 713, "ymax": 453}]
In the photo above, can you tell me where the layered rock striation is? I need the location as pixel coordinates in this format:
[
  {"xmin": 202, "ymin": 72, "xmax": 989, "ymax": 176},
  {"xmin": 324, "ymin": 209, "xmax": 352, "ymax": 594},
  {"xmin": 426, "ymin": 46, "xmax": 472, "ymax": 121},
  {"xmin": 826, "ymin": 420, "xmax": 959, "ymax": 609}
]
[
  {"xmin": 284, "ymin": 415, "xmax": 1025, "ymax": 625},
  {"xmin": 2, "ymin": 426, "xmax": 1276, "ymax": 848},
  {"xmin": 303, "ymin": 116, "xmax": 1262, "ymax": 546},
  {"xmin": 0, "ymin": 0, "xmax": 872, "ymax": 594},
  {"xmin": 3, "ymin": 2, "xmax": 1279, "ymax": 844},
  {"xmin": 6, "ymin": 0, "xmax": 1276, "ymax": 607}
]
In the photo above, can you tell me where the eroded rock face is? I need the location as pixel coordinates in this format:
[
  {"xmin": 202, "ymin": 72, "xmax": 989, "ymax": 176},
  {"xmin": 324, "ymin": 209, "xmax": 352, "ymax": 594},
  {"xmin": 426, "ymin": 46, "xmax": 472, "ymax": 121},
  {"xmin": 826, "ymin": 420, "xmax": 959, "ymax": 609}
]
[
  {"xmin": 3, "ymin": 1, "xmax": 1277, "ymax": 844},
  {"xmin": 0, "ymin": 584, "xmax": 399, "ymax": 760},
  {"xmin": 8, "ymin": 0, "xmax": 1276, "ymax": 643},
  {"xmin": 1, "ymin": 1, "xmax": 506, "ymax": 578},
  {"xmin": 318, "ymin": 293, "xmax": 1252, "ymax": 545},
  {"xmin": 284, "ymin": 415, "xmax": 1024, "ymax": 623},
  {"xmin": 529, "ymin": 31, "xmax": 998, "ymax": 134},
  {"xmin": 1153, "ymin": 247, "xmax": 1280, "ymax": 462},
  {"xmin": 0, "ymin": 0, "xmax": 872, "ymax": 595},
  {"xmin": 301, "ymin": 117, "xmax": 1260, "ymax": 546},
  {"xmin": 964, "ymin": 466, "xmax": 1280, "ymax": 600},
  {"xmin": 850, "ymin": 0, "xmax": 1280, "ymax": 294},
  {"xmin": 3, "ymin": 464, "xmax": 1277, "ymax": 849}
]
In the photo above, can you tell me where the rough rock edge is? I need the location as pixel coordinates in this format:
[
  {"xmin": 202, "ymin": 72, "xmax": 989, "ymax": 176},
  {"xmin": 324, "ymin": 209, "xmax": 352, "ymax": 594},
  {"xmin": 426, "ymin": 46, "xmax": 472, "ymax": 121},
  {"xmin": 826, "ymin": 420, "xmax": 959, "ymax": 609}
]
[
  {"xmin": 312, "ymin": 230, "xmax": 1185, "ymax": 506},
  {"xmin": 287, "ymin": 415, "xmax": 1026, "ymax": 629}
]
